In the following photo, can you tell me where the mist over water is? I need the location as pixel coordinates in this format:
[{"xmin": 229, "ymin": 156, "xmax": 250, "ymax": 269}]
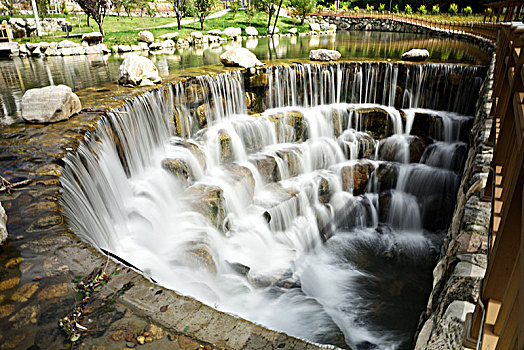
[{"xmin": 60, "ymin": 62, "xmax": 484, "ymax": 349}]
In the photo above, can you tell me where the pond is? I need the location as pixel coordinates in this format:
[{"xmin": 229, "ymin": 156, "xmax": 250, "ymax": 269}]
[{"xmin": 0, "ymin": 30, "xmax": 489, "ymax": 121}]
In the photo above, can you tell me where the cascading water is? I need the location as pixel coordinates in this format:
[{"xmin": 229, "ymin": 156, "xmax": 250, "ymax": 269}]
[{"xmin": 60, "ymin": 62, "xmax": 486, "ymax": 349}]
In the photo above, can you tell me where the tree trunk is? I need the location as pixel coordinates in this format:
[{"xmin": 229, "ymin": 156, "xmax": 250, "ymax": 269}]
[
  {"xmin": 87, "ymin": 14, "xmax": 90, "ymax": 27},
  {"xmin": 176, "ymin": 11, "xmax": 181, "ymax": 29},
  {"xmin": 96, "ymin": 18, "xmax": 104, "ymax": 35},
  {"xmin": 267, "ymin": 4, "xmax": 273, "ymax": 31},
  {"xmin": 200, "ymin": 16, "xmax": 204, "ymax": 30},
  {"xmin": 272, "ymin": 0, "xmax": 283, "ymax": 35}
]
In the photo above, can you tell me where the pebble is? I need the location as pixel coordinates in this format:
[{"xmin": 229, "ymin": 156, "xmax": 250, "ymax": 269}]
[
  {"xmin": 125, "ymin": 342, "xmax": 136, "ymax": 348},
  {"xmin": 136, "ymin": 336, "xmax": 145, "ymax": 345}
]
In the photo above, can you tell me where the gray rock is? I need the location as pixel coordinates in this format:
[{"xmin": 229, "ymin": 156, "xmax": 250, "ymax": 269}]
[
  {"xmin": 44, "ymin": 48, "xmax": 59, "ymax": 56},
  {"xmin": 58, "ymin": 40, "xmax": 78, "ymax": 49},
  {"xmin": 82, "ymin": 31, "xmax": 103, "ymax": 45},
  {"xmin": 117, "ymin": 45, "xmax": 132, "ymax": 53},
  {"xmin": 268, "ymin": 25, "xmax": 279, "ymax": 34},
  {"xmin": 288, "ymin": 27, "xmax": 297, "ymax": 34},
  {"xmin": 309, "ymin": 49, "xmax": 341, "ymax": 61},
  {"xmin": 309, "ymin": 23, "xmax": 321, "ymax": 32},
  {"xmin": 320, "ymin": 22, "xmax": 330, "ymax": 31},
  {"xmin": 21, "ymin": 85, "xmax": 81, "ymax": 123},
  {"xmin": 0, "ymin": 202, "xmax": 7, "ymax": 246},
  {"xmin": 402, "ymin": 48, "xmax": 430, "ymax": 61},
  {"xmin": 425, "ymin": 301, "xmax": 475, "ymax": 349},
  {"xmin": 245, "ymin": 26, "xmax": 258, "ymax": 36},
  {"xmin": 223, "ymin": 27, "xmax": 242, "ymax": 37},
  {"xmin": 160, "ymin": 32, "xmax": 179, "ymax": 40},
  {"xmin": 219, "ymin": 48, "xmax": 264, "ymax": 69},
  {"xmin": 118, "ymin": 53, "xmax": 162, "ymax": 86},
  {"xmin": 138, "ymin": 30, "xmax": 154, "ymax": 43}
]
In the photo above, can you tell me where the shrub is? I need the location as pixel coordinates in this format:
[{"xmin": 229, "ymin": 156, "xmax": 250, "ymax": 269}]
[
  {"xmin": 431, "ymin": 4, "xmax": 439, "ymax": 14},
  {"xmin": 448, "ymin": 3, "xmax": 458, "ymax": 15},
  {"xmin": 378, "ymin": 3, "xmax": 385, "ymax": 12},
  {"xmin": 342, "ymin": 4, "xmax": 348, "ymax": 12},
  {"xmin": 230, "ymin": 0, "xmax": 241, "ymax": 19},
  {"xmin": 486, "ymin": 8, "xmax": 492, "ymax": 17},
  {"xmin": 246, "ymin": 5, "xmax": 256, "ymax": 25},
  {"xmin": 353, "ymin": 6, "xmax": 359, "ymax": 12},
  {"xmin": 418, "ymin": 5, "xmax": 426, "ymax": 15},
  {"xmin": 366, "ymin": 3, "xmax": 373, "ymax": 12},
  {"xmin": 329, "ymin": 3, "xmax": 335, "ymax": 11},
  {"xmin": 393, "ymin": 4, "xmax": 399, "ymax": 13},
  {"xmin": 404, "ymin": 4, "xmax": 412, "ymax": 14},
  {"xmin": 464, "ymin": 6, "xmax": 472, "ymax": 15},
  {"xmin": 317, "ymin": 3, "xmax": 323, "ymax": 12}
]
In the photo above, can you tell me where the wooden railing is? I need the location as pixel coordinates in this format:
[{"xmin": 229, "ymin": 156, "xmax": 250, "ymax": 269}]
[
  {"xmin": 464, "ymin": 22, "xmax": 524, "ymax": 350},
  {"xmin": 308, "ymin": 12, "xmax": 502, "ymax": 42}
]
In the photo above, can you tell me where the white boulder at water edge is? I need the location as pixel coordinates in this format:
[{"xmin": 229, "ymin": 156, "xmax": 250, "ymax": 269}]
[
  {"xmin": 118, "ymin": 53, "xmax": 162, "ymax": 87},
  {"xmin": 220, "ymin": 48, "xmax": 264, "ymax": 69},
  {"xmin": 21, "ymin": 84, "xmax": 81, "ymax": 123},
  {"xmin": 309, "ymin": 49, "xmax": 341, "ymax": 61},
  {"xmin": 0, "ymin": 201, "xmax": 7, "ymax": 246},
  {"xmin": 402, "ymin": 49, "xmax": 430, "ymax": 61}
]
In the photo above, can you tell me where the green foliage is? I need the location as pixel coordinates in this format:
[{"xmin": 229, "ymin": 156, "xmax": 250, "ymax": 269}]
[
  {"xmin": 486, "ymin": 8, "xmax": 492, "ymax": 17},
  {"xmin": 291, "ymin": 0, "xmax": 315, "ymax": 24},
  {"xmin": 246, "ymin": 5, "xmax": 256, "ymax": 25},
  {"xmin": 365, "ymin": 3, "xmax": 372, "ymax": 12},
  {"xmin": 431, "ymin": 4, "xmax": 439, "ymax": 14},
  {"xmin": 62, "ymin": 0, "xmax": 69, "ymax": 14},
  {"xmin": 418, "ymin": 5, "xmax": 426, "ymax": 15},
  {"xmin": 230, "ymin": 0, "xmax": 241, "ymax": 19},
  {"xmin": 448, "ymin": 3, "xmax": 458, "ymax": 15},
  {"xmin": 329, "ymin": 3, "xmax": 335, "ymax": 11},
  {"xmin": 353, "ymin": 6, "xmax": 359, "ymax": 12},
  {"xmin": 404, "ymin": 4, "xmax": 412, "ymax": 15},
  {"xmin": 194, "ymin": 0, "xmax": 217, "ymax": 29},
  {"xmin": 378, "ymin": 3, "xmax": 385, "ymax": 12},
  {"xmin": 393, "ymin": 4, "xmax": 399, "ymax": 13},
  {"xmin": 316, "ymin": 3, "xmax": 323, "ymax": 12},
  {"xmin": 464, "ymin": 6, "xmax": 472, "ymax": 15},
  {"xmin": 342, "ymin": 4, "xmax": 348, "ymax": 11}
]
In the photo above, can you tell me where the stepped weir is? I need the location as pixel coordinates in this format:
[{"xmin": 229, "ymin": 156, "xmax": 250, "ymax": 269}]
[{"xmin": 58, "ymin": 61, "xmax": 488, "ymax": 349}]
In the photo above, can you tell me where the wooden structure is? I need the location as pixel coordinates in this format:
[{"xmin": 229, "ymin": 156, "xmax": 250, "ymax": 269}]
[
  {"xmin": 483, "ymin": 1, "xmax": 524, "ymax": 22},
  {"xmin": 0, "ymin": 21, "xmax": 12, "ymax": 43},
  {"xmin": 462, "ymin": 22, "xmax": 524, "ymax": 350}
]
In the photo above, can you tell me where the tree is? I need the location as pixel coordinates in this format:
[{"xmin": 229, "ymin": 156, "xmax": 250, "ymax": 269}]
[
  {"xmin": 290, "ymin": 0, "xmax": 316, "ymax": 25},
  {"xmin": 194, "ymin": 0, "xmax": 216, "ymax": 30},
  {"xmin": 230, "ymin": 0, "xmax": 241, "ymax": 20},
  {"xmin": 168, "ymin": 0, "xmax": 189, "ymax": 30},
  {"xmin": 246, "ymin": 5, "xmax": 256, "ymax": 25},
  {"xmin": 74, "ymin": 0, "xmax": 110, "ymax": 35}
]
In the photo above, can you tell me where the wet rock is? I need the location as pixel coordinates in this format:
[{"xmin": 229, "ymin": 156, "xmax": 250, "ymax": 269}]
[
  {"xmin": 372, "ymin": 162, "xmax": 399, "ymax": 193},
  {"xmin": 0, "ymin": 333, "xmax": 26, "ymax": 348},
  {"xmin": 220, "ymin": 48, "xmax": 264, "ymax": 69},
  {"xmin": 378, "ymin": 135, "xmax": 430, "ymax": 163},
  {"xmin": 253, "ymin": 156, "xmax": 279, "ymax": 183},
  {"xmin": 268, "ymin": 111, "xmax": 306, "ymax": 142},
  {"xmin": 218, "ymin": 129, "xmax": 233, "ymax": 164},
  {"xmin": 8, "ymin": 304, "xmax": 39, "ymax": 329},
  {"xmin": 0, "ymin": 304, "xmax": 15, "ymax": 318},
  {"xmin": 196, "ymin": 103, "xmax": 209, "ymax": 129},
  {"xmin": 223, "ymin": 164, "xmax": 255, "ymax": 198},
  {"xmin": 182, "ymin": 242, "xmax": 217, "ymax": 275},
  {"xmin": 138, "ymin": 31, "xmax": 154, "ymax": 44},
  {"xmin": 410, "ymin": 112, "xmax": 444, "ymax": 140},
  {"xmin": 317, "ymin": 177, "xmax": 331, "ymax": 204},
  {"xmin": 309, "ymin": 23, "xmax": 321, "ymax": 32},
  {"xmin": 206, "ymin": 29, "xmax": 222, "ymax": 36},
  {"xmin": 0, "ymin": 202, "xmax": 6, "ymax": 246},
  {"xmin": 276, "ymin": 146, "xmax": 303, "ymax": 178},
  {"xmin": 136, "ymin": 335, "xmax": 145, "ymax": 345},
  {"xmin": 187, "ymin": 184, "xmax": 225, "ymax": 228},
  {"xmin": 228, "ymin": 261, "xmax": 250, "ymax": 276},
  {"xmin": 11, "ymin": 282, "xmax": 39, "ymax": 302},
  {"xmin": 169, "ymin": 138, "xmax": 206, "ymax": 170},
  {"xmin": 0, "ymin": 277, "xmax": 20, "ymax": 291},
  {"xmin": 309, "ymin": 49, "xmax": 341, "ymax": 61},
  {"xmin": 378, "ymin": 191, "xmax": 393, "ymax": 223},
  {"xmin": 248, "ymin": 73, "xmax": 268, "ymax": 88},
  {"xmin": 118, "ymin": 53, "xmax": 161, "ymax": 87},
  {"xmin": 37, "ymin": 282, "xmax": 69, "ymax": 300},
  {"xmin": 21, "ymin": 85, "xmax": 81, "ymax": 123},
  {"xmin": 425, "ymin": 301, "xmax": 475, "ymax": 349},
  {"xmin": 147, "ymin": 323, "xmax": 164, "ymax": 340},
  {"xmin": 355, "ymin": 107, "xmax": 394, "ymax": 139},
  {"xmin": 341, "ymin": 161, "xmax": 373, "ymax": 195},
  {"xmin": 402, "ymin": 48, "xmax": 429, "ymax": 61},
  {"xmin": 161, "ymin": 158, "xmax": 194, "ymax": 184}
]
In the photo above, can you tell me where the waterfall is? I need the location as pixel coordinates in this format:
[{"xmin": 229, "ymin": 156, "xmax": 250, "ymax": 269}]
[{"xmin": 60, "ymin": 63, "xmax": 485, "ymax": 350}]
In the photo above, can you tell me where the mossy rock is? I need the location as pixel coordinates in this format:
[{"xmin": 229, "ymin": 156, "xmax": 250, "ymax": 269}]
[
  {"xmin": 253, "ymin": 156, "xmax": 280, "ymax": 183},
  {"xmin": 354, "ymin": 107, "xmax": 394, "ymax": 140},
  {"xmin": 218, "ymin": 129, "xmax": 234, "ymax": 164},
  {"xmin": 169, "ymin": 138, "xmax": 206, "ymax": 170},
  {"xmin": 340, "ymin": 161, "xmax": 374, "ymax": 195},
  {"xmin": 223, "ymin": 164, "xmax": 255, "ymax": 198},
  {"xmin": 161, "ymin": 158, "xmax": 193, "ymax": 184},
  {"xmin": 187, "ymin": 184, "xmax": 225, "ymax": 229}
]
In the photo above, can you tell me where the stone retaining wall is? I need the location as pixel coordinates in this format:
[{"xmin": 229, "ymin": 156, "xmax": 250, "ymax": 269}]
[
  {"xmin": 412, "ymin": 54, "xmax": 495, "ymax": 349},
  {"xmin": 307, "ymin": 16, "xmax": 495, "ymax": 55}
]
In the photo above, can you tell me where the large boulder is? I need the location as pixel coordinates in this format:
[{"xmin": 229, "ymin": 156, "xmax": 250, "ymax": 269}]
[
  {"xmin": 219, "ymin": 48, "xmax": 264, "ymax": 69},
  {"xmin": 0, "ymin": 202, "xmax": 7, "ymax": 246},
  {"xmin": 207, "ymin": 29, "xmax": 222, "ymax": 36},
  {"xmin": 402, "ymin": 49, "xmax": 430, "ymax": 61},
  {"xmin": 268, "ymin": 25, "xmax": 279, "ymax": 34},
  {"xmin": 223, "ymin": 27, "xmax": 242, "ymax": 38},
  {"xmin": 138, "ymin": 30, "xmax": 154, "ymax": 44},
  {"xmin": 245, "ymin": 26, "xmax": 258, "ymax": 36},
  {"xmin": 288, "ymin": 27, "xmax": 298, "ymax": 34},
  {"xmin": 309, "ymin": 49, "xmax": 341, "ymax": 61},
  {"xmin": 21, "ymin": 85, "xmax": 81, "ymax": 123},
  {"xmin": 159, "ymin": 32, "xmax": 179, "ymax": 40},
  {"xmin": 81, "ymin": 32, "xmax": 103, "ymax": 45},
  {"xmin": 309, "ymin": 22, "xmax": 321, "ymax": 32},
  {"xmin": 118, "ymin": 53, "xmax": 162, "ymax": 87}
]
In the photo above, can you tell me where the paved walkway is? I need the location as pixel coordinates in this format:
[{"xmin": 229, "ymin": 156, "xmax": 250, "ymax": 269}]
[{"xmin": 143, "ymin": 9, "xmax": 231, "ymax": 30}]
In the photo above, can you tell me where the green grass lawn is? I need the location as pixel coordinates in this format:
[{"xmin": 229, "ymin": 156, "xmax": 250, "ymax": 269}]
[{"xmin": 10, "ymin": 9, "xmax": 309, "ymax": 46}]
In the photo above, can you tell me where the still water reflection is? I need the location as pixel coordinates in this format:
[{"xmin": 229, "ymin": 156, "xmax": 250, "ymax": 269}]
[{"xmin": 0, "ymin": 30, "xmax": 489, "ymax": 120}]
